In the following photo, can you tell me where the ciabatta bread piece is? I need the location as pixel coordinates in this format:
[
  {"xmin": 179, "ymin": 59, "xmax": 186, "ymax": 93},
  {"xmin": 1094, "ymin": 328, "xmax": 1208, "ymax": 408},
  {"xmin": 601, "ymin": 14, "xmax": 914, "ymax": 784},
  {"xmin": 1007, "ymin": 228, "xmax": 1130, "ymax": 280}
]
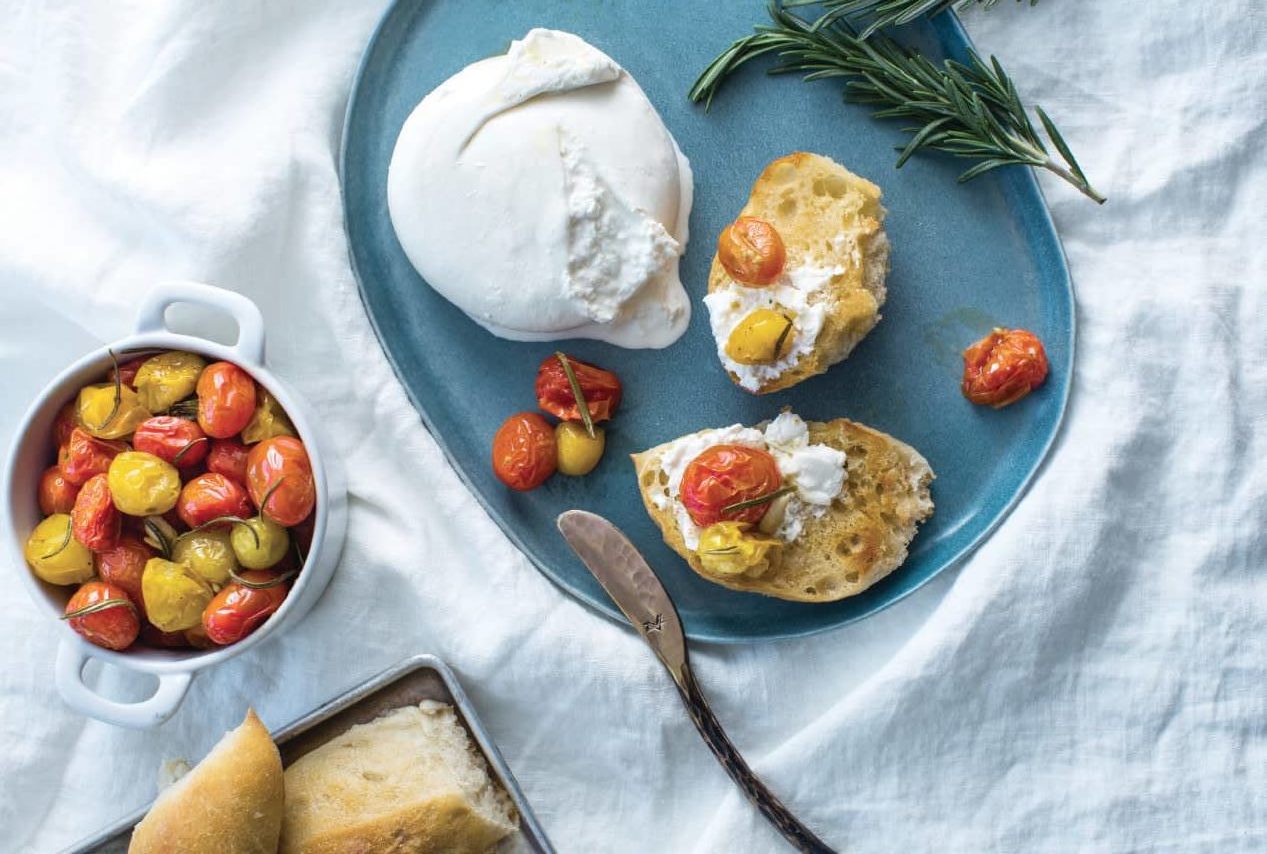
[
  {"xmin": 129, "ymin": 709, "xmax": 283, "ymax": 854},
  {"xmin": 633, "ymin": 418, "xmax": 932, "ymax": 602},
  {"xmin": 705, "ymin": 152, "xmax": 890, "ymax": 394},
  {"xmin": 281, "ymin": 701, "xmax": 517, "ymax": 854}
]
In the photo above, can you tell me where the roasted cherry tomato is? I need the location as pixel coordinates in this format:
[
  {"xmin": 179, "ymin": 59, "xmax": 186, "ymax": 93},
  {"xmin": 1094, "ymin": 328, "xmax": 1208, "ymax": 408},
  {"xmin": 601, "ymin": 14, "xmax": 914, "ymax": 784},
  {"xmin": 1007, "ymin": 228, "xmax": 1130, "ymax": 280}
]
[
  {"xmin": 107, "ymin": 451, "xmax": 182, "ymax": 517},
  {"xmin": 132, "ymin": 416, "xmax": 209, "ymax": 468},
  {"xmin": 172, "ymin": 529, "xmax": 239, "ymax": 585},
  {"xmin": 717, "ymin": 217, "xmax": 786, "ymax": 285},
  {"xmin": 725, "ymin": 309, "xmax": 796, "ymax": 365},
  {"xmin": 196, "ymin": 361, "xmax": 256, "ymax": 439},
  {"xmin": 201, "ymin": 571, "xmax": 289, "ymax": 645},
  {"xmin": 246, "ymin": 436, "xmax": 315, "ymax": 526},
  {"xmin": 142, "ymin": 557, "xmax": 213, "ymax": 632},
  {"xmin": 107, "ymin": 356, "xmax": 147, "ymax": 389},
  {"xmin": 241, "ymin": 389, "xmax": 295, "ymax": 444},
  {"xmin": 95, "ymin": 534, "xmax": 154, "ymax": 614},
  {"xmin": 38, "ymin": 465, "xmax": 81, "ymax": 515},
  {"xmin": 63, "ymin": 581, "xmax": 140, "ymax": 651},
  {"xmin": 176, "ymin": 473, "xmax": 253, "ymax": 529},
  {"xmin": 555, "ymin": 422, "xmax": 605, "ymax": 476},
  {"xmin": 59, "ymin": 427, "xmax": 126, "ymax": 486},
  {"xmin": 680, "ymin": 444, "xmax": 783, "ymax": 528},
  {"xmin": 71, "ymin": 473, "xmax": 121, "ymax": 551},
  {"xmin": 696, "ymin": 521, "xmax": 782, "ymax": 578},
  {"xmin": 961, "ymin": 327, "xmax": 1049, "ymax": 408},
  {"xmin": 134, "ymin": 351, "xmax": 206, "ymax": 413},
  {"xmin": 52, "ymin": 401, "xmax": 79, "ymax": 447},
  {"xmin": 492, "ymin": 413, "xmax": 557, "ymax": 491},
  {"xmin": 25, "ymin": 513, "xmax": 94, "ymax": 585},
  {"xmin": 76, "ymin": 382, "xmax": 150, "ymax": 440},
  {"xmin": 206, "ymin": 438, "xmax": 250, "ymax": 483},
  {"xmin": 230, "ymin": 516, "xmax": 289, "ymax": 570},
  {"xmin": 535, "ymin": 354, "xmax": 622, "ymax": 424}
]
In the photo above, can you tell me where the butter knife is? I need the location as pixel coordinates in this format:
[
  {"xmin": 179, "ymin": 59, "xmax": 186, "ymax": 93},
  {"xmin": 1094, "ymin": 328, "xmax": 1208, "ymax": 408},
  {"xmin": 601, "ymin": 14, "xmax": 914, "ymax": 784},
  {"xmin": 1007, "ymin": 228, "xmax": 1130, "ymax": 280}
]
[{"xmin": 557, "ymin": 510, "xmax": 836, "ymax": 853}]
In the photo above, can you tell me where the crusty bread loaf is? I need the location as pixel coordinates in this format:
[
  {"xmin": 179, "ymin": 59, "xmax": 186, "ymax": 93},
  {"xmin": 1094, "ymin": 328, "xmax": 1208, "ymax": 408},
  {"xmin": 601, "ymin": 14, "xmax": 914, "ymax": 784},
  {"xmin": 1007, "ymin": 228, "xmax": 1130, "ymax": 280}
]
[
  {"xmin": 129, "ymin": 709, "xmax": 284, "ymax": 854},
  {"xmin": 709, "ymin": 152, "xmax": 890, "ymax": 394},
  {"xmin": 280, "ymin": 701, "xmax": 517, "ymax": 854},
  {"xmin": 633, "ymin": 419, "xmax": 933, "ymax": 602}
]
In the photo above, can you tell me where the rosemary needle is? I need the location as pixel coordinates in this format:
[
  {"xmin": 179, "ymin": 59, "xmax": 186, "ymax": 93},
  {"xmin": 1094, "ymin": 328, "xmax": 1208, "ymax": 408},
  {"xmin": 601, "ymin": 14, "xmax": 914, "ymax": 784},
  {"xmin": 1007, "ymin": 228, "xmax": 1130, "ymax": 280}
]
[{"xmin": 690, "ymin": 1, "xmax": 1103, "ymax": 204}]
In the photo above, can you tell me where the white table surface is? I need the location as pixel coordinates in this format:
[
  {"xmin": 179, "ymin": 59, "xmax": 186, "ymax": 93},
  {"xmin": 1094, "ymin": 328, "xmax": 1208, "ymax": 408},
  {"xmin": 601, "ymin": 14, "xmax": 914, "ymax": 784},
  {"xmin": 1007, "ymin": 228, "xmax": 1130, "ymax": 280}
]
[{"xmin": 2, "ymin": 1, "xmax": 1265, "ymax": 851}]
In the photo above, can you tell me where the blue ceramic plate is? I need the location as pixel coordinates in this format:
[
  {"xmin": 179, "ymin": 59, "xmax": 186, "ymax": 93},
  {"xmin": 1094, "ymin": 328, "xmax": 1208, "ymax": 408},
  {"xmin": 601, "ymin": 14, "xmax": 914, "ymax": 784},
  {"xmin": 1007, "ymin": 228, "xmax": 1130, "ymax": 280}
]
[{"xmin": 341, "ymin": 0, "xmax": 1073, "ymax": 642}]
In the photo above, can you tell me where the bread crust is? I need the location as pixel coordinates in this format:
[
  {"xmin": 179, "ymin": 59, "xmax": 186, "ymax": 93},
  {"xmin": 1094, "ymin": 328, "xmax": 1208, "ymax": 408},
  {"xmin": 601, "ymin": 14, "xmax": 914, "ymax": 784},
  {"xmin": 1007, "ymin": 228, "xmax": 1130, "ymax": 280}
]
[
  {"xmin": 129, "ymin": 709, "xmax": 284, "ymax": 854},
  {"xmin": 633, "ymin": 418, "xmax": 933, "ymax": 602},
  {"xmin": 708, "ymin": 152, "xmax": 890, "ymax": 394}
]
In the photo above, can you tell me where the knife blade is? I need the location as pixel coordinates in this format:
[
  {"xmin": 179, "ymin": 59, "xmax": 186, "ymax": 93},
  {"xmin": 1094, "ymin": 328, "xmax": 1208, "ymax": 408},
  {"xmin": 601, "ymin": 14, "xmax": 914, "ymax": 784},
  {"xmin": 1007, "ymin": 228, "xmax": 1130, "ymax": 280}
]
[{"xmin": 557, "ymin": 510, "xmax": 836, "ymax": 854}]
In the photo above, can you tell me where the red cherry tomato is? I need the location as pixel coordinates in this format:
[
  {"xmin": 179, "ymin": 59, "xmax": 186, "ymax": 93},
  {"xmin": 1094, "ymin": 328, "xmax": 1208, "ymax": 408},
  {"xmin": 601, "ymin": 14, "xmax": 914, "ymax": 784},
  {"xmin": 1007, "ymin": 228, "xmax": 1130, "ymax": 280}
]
[
  {"xmin": 132, "ymin": 416, "xmax": 209, "ymax": 468},
  {"xmin": 534, "ymin": 354, "xmax": 623, "ymax": 423},
  {"xmin": 201, "ymin": 571, "xmax": 289, "ymax": 645},
  {"xmin": 95, "ymin": 534, "xmax": 154, "ymax": 616},
  {"xmin": 52, "ymin": 401, "xmax": 79, "ymax": 447},
  {"xmin": 206, "ymin": 438, "xmax": 250, "ymax": 483},
  {"xmin": 108, "ymin": 357, "xmax": 147, "ymax": 389},
  {"xmin": 196, "ymin": 362, "xmax": 256, "ymax": 439},
  {"xmin": 59, "ymin": 427, "xmax": 126, "ymax": 486},
  {"xmin": 39, "ymin": 465, "xmax": 81, "ymax": 515},
  {"xmin": 63, "ymin": 581, "xmax": 140, "ymax": 651},
  {"xmin": 680, "ymin": 444, "xmax": 783, "ymax": 528},
  {"xmin": 491, "ymin": 413, "xmax": 557, "ymax": 491},
  {"xmin": 717, "ymin": 217, "xmax": 786, "ymax": 285},
  {"xmin": 245, "ymin": 436, "xmax": 316, "ymax": 526},
  {"xmin": 961, "ymin": 328, "xmax": 1049, "ymax": 408},
  {"xmin": 177, "ymin": 472, "xmax": 253, "ymax": 528},
  {"xmin": 71, "ymin": 473, "xmax": 121, "ymax": 552}
]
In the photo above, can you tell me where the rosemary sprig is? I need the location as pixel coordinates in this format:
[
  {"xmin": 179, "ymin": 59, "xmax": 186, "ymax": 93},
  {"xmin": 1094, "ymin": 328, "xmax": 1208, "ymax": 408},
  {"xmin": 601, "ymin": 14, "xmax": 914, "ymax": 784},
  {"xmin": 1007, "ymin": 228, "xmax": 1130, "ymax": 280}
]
[
  {"xmin": 690, "ymin": 1, "xmax": 1103, "ymax": 203},
  {"xmin": 555, "ymin": 352, "xmax": 596, "ymax": 439},
  {"xmin": 722, "ymin": 485, "xmax": 795, "ymax": 516},
  {"xmin": 772, "ymin": 313, "xmax": 795, "ymax": 360},
  {"xmin": 789, "ymin": 0, "xmax": 1036, "ymax": 39},
  {"xmin": 172, "ymin": 437, "xmax": 208, "ymax": 466},
  {"xmin": 228, "ymin": 567, "xmax": 298, "ymax": 590},
  {"xmin": 62, "ymin": 598, "xmax": 137, "ymax": 621}
]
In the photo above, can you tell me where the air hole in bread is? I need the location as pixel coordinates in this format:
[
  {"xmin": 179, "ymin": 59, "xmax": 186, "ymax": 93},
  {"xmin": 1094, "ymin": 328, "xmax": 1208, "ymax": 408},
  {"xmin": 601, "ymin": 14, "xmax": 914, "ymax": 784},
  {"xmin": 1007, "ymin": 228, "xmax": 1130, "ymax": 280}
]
[
  {"xmin": 844, "ymin": 571, "xmax": 860, "ymax": 584},
  {"xmin": 804, "ymin": 586, "xmax": 817, "ymax": 595},
  {"xmin": 778, "ymin": 198, "xmax": 798, "ymax": 217},
  {"xmin": 656, "ymin": 470, "xmax": 668, "ymax": 487}
]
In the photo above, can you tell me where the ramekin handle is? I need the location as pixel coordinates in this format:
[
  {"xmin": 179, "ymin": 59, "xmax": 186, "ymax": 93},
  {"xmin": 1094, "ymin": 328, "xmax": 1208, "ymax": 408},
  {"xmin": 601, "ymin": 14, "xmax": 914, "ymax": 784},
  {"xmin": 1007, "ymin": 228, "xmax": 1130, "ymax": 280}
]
[
  {"xmin": 135, "ymin": 281, "xmax": 266, "ymax": 365},
  {"xmin": 55, "ymin": 641, "xmax": 193, "ymax": 729}
]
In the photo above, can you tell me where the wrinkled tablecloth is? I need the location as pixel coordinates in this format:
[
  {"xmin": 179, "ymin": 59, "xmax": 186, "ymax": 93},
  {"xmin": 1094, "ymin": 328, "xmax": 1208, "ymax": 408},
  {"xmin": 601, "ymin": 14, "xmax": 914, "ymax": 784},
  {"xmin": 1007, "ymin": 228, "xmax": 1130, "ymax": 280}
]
[{"xmin": 2, "ymin": 1, "xmax": 1264, "ymax": 851}]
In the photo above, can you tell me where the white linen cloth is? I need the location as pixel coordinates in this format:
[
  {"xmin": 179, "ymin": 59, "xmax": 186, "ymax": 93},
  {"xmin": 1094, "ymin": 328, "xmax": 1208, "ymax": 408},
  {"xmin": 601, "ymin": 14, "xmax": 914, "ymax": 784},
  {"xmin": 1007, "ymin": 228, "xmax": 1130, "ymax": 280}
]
[{"xmin": 1, "ymin": 1, "xmax": 1264, "ymax": 851}]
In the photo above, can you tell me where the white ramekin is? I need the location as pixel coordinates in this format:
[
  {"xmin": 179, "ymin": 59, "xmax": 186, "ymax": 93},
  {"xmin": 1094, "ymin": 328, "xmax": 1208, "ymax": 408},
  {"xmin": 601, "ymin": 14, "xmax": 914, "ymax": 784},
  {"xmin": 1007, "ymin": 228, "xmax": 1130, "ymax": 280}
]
[{"xmin": 2, "ymin": 281, "xmax": 347, "ymax": 729}]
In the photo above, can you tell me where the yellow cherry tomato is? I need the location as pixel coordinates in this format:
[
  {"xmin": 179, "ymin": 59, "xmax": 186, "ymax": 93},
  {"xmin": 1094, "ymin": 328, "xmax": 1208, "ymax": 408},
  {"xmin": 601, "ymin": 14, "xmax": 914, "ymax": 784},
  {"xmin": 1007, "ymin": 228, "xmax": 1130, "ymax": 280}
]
[
  {"xmin": 172, "ymin": 529, "xmax": 239, "ymax": 585},
  {"xmin": 240, "ymin": 389, "xmax": 296, "ymax": 445},
  {"xmin": 695, "ymin": 521, "xmax": 782, "ymax": 578},
  {"xmin": 76, "ymin": 383, "xmax": 150, "ymax": 440},
  {"xmin": 133, "ymin": 351, "xmax": 207, "ymax": 413},
  {"xmin": 141, "ymin": 558, "xmax": 213, "ymax": 632},
  {"xmin": 107, "ymin": 451, "xmax": 181, "ymax": 516},
  {"xmin": 724, "ymin": 309, "xmax": 797, "ymax": 366},
  {"xmin": 555, "ymin": 422, "xmax": 605, "ymax": 476},
  {"xmin": 24, "ymin": 514, "xmax": 95, "ymax": 585},
  {"xmin": 230, "ymin": 516, "xmax": 290, "ymax": 569}
]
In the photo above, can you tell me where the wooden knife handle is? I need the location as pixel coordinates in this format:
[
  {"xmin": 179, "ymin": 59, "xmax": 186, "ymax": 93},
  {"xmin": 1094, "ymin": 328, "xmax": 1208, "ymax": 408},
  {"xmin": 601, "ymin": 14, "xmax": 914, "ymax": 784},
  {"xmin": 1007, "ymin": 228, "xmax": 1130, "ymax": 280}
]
[{"xmin": 675, "ymin": 664, "xmax": 837, "ymax": 853}]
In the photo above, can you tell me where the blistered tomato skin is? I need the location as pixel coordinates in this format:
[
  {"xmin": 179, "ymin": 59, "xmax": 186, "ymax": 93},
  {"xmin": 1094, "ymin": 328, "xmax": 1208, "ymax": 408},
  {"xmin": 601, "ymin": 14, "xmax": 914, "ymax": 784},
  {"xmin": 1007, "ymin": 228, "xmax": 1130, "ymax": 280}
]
[
  {"xmin": 71, "ymin": 474, "xmax": 121, "ymax": 552},
  {"xmin": 492, "ymin": 413, "xmax": 557, "ymax": 491},
  {"xmin": 241, "ymin": 390, "xmax": 296, "ymax": 444},
  {"xmin": 680, "ymin": 445, "xmax": 783, "ymax": 528},
  {"xmin": 108, "ymin": 357, "xmax": 147, "ymax": 389},
  {"xmin": 52, "ymin": 401, "xmax": 79, "ymax": 447},
  {"xmin": 107, "ymin": 451, "xmax": 182, "ymax": 517},
  {"xmin": 961, "ymin": 328, "xmax": 1050, "ymax": 408},
  {"xmin": 535, "ymin": 355, "xmax": 623, "ymax": 423},
  {"xmin": 133, "ymin": 416, "xmax": 209, "ymax": 468},
  {"xmin": 134, "ymin": 351, "xmax": 206, "ymax": 413},
  {"xmin": 24, "ymin": 514, "xmax": 95, "ymax": 585},
  {"xmin": 206, "ymin": 439, "xmax": 250, "ymax": 483},
  {"xmin": 230, "ymin": 516, "xmax": 290, "ymax": 570},
  {"xmin": 717, "ymin": 217, "xmax": 786, "ymax": 286},
  {"xmin": 555, "ymin": 422, "xmax": 605, "ymax": 476},
  {"xmin": 201, "ymin": 571, "xmax": 289, "ymax": 645},
  {"xmin": 95, "ymin": 534, "xmax": 154, "ymax": 613},
  {"xmin": 63, "ymin": 581, "xmax": 140, "ymax": 651},
  {"xmin": 171, "ymin": 529, "xmax": 239, "ymax": 585},
  {"xmin": 196, "ymin": 362, "xmax": 257, "ymax": 439},
  {"xmin": 246, "ymin": 437, "xmax": 316, "ymax": 527},
  {"xmin": 76, "ymin": 383, "xmax": 150, "ymax": 440},
  {"xmin": 60, "ymin": 427, "xmax": 127, "ymax": 486},
  {"xmin": 141, "ymin": 558, "xmax": 213, "ymax": 632},
  {"xmin": 177, "ymin": 473, "xmax": 253, "ymax": 529},
  {"xmin": 39, "ymin": 466, "xmax": 80, "ymax": 515}
]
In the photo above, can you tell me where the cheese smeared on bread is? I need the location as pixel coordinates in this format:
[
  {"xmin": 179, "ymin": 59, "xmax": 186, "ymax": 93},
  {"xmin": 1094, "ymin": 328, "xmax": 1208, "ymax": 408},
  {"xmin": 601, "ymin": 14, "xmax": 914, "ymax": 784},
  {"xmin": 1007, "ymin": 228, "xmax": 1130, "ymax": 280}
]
[
  {"xmin": 633, "ymin": 415, "xmax": 933, "ymax": 603},
  {"xmin": 704, "ymin": 152, "xmax": 890, "ymax": 394}
]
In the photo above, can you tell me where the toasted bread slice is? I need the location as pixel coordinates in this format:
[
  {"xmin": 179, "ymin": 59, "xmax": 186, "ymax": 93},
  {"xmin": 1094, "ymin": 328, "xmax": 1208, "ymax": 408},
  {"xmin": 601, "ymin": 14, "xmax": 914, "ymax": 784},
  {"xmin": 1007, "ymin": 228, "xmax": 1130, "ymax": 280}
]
[
  {"xmin": 632, "ymin": 419, "xmax": 932, "ymax": 602},
  {"xmin": 707, "ymin": 152, "xmax": 890, "ymax": 394}
]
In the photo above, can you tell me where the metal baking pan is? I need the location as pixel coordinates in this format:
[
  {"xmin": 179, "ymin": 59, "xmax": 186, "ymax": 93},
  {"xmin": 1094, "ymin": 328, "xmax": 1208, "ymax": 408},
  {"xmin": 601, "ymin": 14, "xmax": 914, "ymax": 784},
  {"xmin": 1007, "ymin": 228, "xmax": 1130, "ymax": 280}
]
[{"xmin": 62, "ymin": 654, "xmax": 554, "ymax": 853}]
